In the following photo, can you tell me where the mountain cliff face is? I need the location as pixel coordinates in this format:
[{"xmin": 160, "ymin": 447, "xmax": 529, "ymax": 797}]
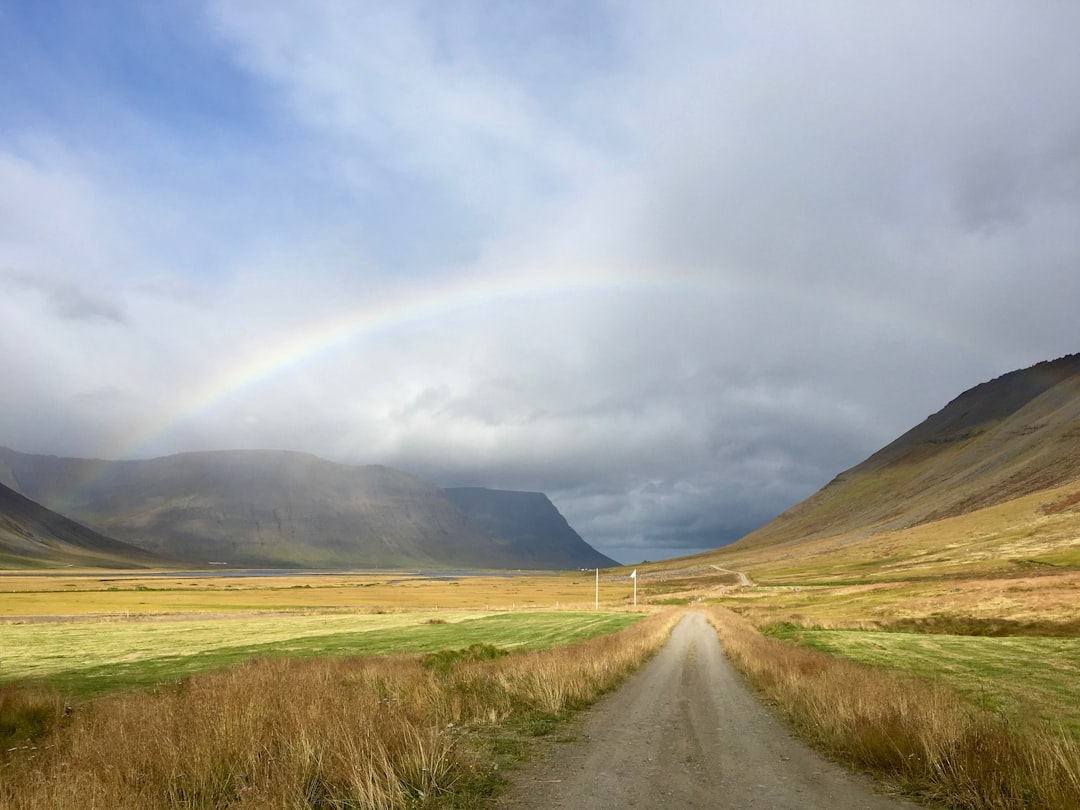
[
  {"xmin": 734, "ymin": 353, "xmax": 1080, "ymax": 551},
  {"xmin": 0, "ymin": 481, "xmax": 163, "ymax": 568},
  {"xmin": 443, "ymin": 487, "xmax": 620, "ymax": 568},
  {"xmin": 0, "ymin": 448, "xmax": 610, "ymax": 570}
]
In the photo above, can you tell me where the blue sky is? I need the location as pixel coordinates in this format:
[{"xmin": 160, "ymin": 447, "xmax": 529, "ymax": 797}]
[{"xmin": 3, "ymin": 2, "xmax": 1080, "ymax": 563}]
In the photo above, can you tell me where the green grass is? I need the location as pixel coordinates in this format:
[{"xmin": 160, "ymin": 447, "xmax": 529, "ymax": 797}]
[
  {"xmin": 0, "ymin": 610, "xmax": 643, "ymax": 696},
  {"xmin": 1036, "ymin": 546, "xmax": 1080, "ymax": 566},
  {"xmin": 771, "ymin": 627, "xmax": 1080, "ymax": 738}
]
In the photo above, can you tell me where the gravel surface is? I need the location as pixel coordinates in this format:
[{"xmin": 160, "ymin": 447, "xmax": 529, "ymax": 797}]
[{"xmin": 495, "ymin": 612, "xmax": 920, "ymax": 809}]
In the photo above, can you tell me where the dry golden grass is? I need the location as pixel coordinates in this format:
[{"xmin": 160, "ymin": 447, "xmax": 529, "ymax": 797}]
[
  {"xmin": 714, "ymin": 571, "xmax": 1080, "ymax": 630},
  {"xmin": 0, "ymin": 570, "xmax": 631, "ymax": 618},
  {"xmin": 0, "ymin": 610, "xmax": 679, "ymax": 809},
  {"xmin": 622, "ymin": 481, "xmax": 1080, "ymax": 636},
  {"xmin": 773, "ymin": 628, "xmax": 1080, "ymax": 738},
  {"xmin": 689, "ymin": 480, "xmax": 1080, "ymax": 584},
  {"xmin": 705, "ymin": 606, "xmax": 1080, "ymax": 810},
  {"xmin": 0, "ymin": 610, "xmax": 645, "ymax": 696}
]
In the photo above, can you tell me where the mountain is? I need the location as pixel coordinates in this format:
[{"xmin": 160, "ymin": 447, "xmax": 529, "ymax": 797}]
[
  {"xmin": 443, "ymin": 487, "xmax": 619, "ymax": 568},
  {"xmin": 0, "ymin": 481, "xmax": 163, "ymax": 568},
  {"xmin": 0, "ymin": 447, "xmax": 609, "ymax": 570},
  {"xmin": 731, "ymin": 353, "xmax": 1080, "ymax": 554}
]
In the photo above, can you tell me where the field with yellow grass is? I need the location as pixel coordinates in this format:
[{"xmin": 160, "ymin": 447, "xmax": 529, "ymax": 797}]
[
  {"xmin": 680, "ymin": 480, "xmax": 1080, "ymax": 585},
  {"xmin": 0, "ymin": 607, "xmax": 678, "ymax": 809},
  {"xmin": 0, "ymin": 567, "xmax": 672, "ymax": 808},
  {"xmin": 3, "ymin": 472, "xmax": 1079, "ymax": 810},
  {"xmin": 0, "ymin": 568, "xmax": 644, "ymax": 693},
  {"xmin": 0, "ymin": 568, "xmax": 632, "ymax": 616},
  {"xmin": 0, "ymin": 610, "xmax": 646, "ymax": 697},
  {"xmin": 706, "ymin": 606, "xmax": 1080, "ymax": 810}
]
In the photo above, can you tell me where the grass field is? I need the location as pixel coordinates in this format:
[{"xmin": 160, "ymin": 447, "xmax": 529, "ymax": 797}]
[
  {"xmin": 0, "ymin": 568, "xmax": 662, "ymax": 807},
  {"xmin": 0, "ymin": 569, "xmax": 633, "ymax": 616},
  {"xmin": 3, "ymin": 545, "xmax": 1078, "ymax": 808},
  {"xmin": 0, "ymin": 610, "xmax": 679, "ymax": 809},
  {"xmin": 707, "ymin": 607, "xmax": 1080, "ymax": 810},
  {"xmin": 706, "ymin": 570, "xmax": 1080, "ymax": 629},
  {"xmin": 0, "ymin": 610, "xmax": 644, "ymax": 697},
  {"xmin": 766, "ymin": 626, "xmax": 1080, "ymax": 739}
]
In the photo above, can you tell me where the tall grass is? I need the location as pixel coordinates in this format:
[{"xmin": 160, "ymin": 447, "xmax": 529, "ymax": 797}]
[
  {"xmin": 705, "ymin": 606, "xmax": 1080, "ymax": 810},
  {"xmin": 0, "ymin": 610, "xmax": 677, "ymax": 809}
]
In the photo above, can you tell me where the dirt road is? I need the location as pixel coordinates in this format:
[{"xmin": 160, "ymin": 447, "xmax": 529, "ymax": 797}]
[
  {"xmin": 496, "ymin": 612, "xmax": 918, "ymax": 809},
  {"xmin": 709, "ymin": 565, "xmax": 752, "ymax": 587}
]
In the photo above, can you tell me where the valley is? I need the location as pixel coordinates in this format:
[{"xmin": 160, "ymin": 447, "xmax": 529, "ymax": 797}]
[{"xmin": 2, "ymin": 354, "xmax": 1080, "ymax": 808}]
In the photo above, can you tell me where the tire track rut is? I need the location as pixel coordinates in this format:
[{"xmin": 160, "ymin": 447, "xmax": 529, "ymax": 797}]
[{"xmin": 495, "ymin": 612, "xmax": 918, "ymax": 809}]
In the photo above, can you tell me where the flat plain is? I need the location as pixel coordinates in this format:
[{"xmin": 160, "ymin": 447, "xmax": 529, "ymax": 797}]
[
  {"xmin": 0, "ymin": 569, "xmax": 630, "ymax": 616},
  {"xmin": 0, "ymin": 569, "xmax": 644, "ymax": 697}
]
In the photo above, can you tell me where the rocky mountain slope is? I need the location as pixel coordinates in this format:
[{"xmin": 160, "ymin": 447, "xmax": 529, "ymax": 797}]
[
  {"xmin": 0, "ymin": 448, "xmax": 608, "ymax": 569},
  {"xmin": 0, "ymin": 481, "xmax": 163, "ymax": 568},
  {"xmin": 444, "ymin": 487, "xmax": 619, "ymax": 569},
  {"xmin": 732, "ymin": 352, "xmax": 1080, "ymax": 553}
]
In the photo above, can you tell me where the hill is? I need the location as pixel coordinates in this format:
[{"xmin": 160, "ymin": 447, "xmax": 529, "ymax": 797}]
[
  {"xmin": 443, "ymin": 487, "xmax": 619, "ymax": 569},
  {"xmin": 0, "ymin": 481, "xmax": 164, "ymax": 568},
  {"xmin": 0, "ymin": 448, "xmax": 609, "ymax": 570},
  {"xmin": 653, "ymin": 353, "xmax": 1080, "ymax": 585},
  {"xmin": 733, "ymin": 353, "xmax": 1080, "ymax": 553}
]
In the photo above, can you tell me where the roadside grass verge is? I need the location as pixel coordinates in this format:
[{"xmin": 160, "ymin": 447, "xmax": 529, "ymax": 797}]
[
  {"xmin": 764, "ymin": 625, "xmax": 1080, "ymax": 739},
  {"xmin": 0, "ymin": 610, "xmax": 641, "ymax": 697},
  {"xmin": 705, "ymin": 606, "xmax": 1080, "ymax": 810},
  {"xmin": 0, "ymin": 610, "xmax": 678, "ymax": 809}
]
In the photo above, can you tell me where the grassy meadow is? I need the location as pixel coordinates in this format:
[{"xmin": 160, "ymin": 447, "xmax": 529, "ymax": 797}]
[
  {"xmin": 766, "ymin": 626, "xmax": 1080, "ymax": 739},
  {"xmin": 0, "ymin": 568, "xmax": 649, "ymax": 693},
  {"xmin": 0, "ymin": 607, "xmax": 679, "ymax": 809},
  {"xmin": 0, "ymin": 610, "xmax": 644, "ymax": 697},
  {"xmin": 3, "ymin": 488, "xmax": 1080, "ymax": 810},
  {"xmin": 0, "ymin": 569, "xmax": 630, "ymax": 616},
  {"xmin": 706, "ymin": 607, "xmax": 1080, "ymax": 810},
  {"xmin": 0, "ymin": 569, "xmax": 674, "ymax": 808},
  {"xmin": 686, "ymin": 480, "xmax": 1080, "ymax": 585}
]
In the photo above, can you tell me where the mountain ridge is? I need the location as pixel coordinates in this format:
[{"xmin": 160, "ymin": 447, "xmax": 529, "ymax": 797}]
[
  {"xmin": 444, "ymin": 487, "xmax": 619, "ymax": 569},
  {"xmin": 0, "ymin": 447, "xmax": 611, "ymax": 570},
  {"xmin": 730, "ymin": 352, "xmax": 1080, "ymax": 554},
  {"xmin": 0, "ymin": 481, "xmax": 165, "ymax": 568}
]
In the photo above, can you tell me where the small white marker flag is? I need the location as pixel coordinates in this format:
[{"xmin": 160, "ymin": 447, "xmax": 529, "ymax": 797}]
[{"xmin": 630, "ymin": 569, "xmax": 637, "ymax": 579}]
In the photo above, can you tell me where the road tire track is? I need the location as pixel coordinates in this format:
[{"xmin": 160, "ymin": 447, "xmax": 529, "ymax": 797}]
[{"xmin": 494, "ymin": 612, "xmax": 918, "ymax": 809}]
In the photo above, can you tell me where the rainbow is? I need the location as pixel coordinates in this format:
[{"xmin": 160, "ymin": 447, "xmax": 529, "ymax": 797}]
[
  {"xmin": 44, "ymin": 260, "xmax": 1006, "ymax": 516},
  {"xmin": 114, "ymin": 264, "xmax": 717, "ymax": 462},
  {"xmin": 108, "ymin": 261, "xmax": 988, "ymax": 466}
]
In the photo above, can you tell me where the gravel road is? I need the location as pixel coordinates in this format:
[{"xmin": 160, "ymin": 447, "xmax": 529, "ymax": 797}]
[{"xmin": 495, "ymin": 612, "xmax": 919, "ymax": 809}]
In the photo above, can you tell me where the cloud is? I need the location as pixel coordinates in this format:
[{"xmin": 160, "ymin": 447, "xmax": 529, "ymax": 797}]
[
  {"xmin": 2, "ymin": 2, "xmax": 1080, "ymax": 562},
  {"xmin": 2, "ymin": 269, "xmax": 126, "ymax": 324}
]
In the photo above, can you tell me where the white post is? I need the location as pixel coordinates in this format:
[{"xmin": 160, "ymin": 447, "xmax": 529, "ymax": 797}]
[{"xmin": 630, "ymin": 569, "xmax": 637, "ymax": 606}]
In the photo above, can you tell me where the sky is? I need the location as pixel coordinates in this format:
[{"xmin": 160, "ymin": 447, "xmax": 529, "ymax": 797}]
[{"xmin": 2, "ymin": 2, "xmax": 1079, "ymax": 564}]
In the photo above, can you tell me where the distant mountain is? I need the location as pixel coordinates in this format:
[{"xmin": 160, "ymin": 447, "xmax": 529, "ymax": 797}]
[
  {"xmin": 733, "ymin": 353, "xmax": 1080, "ymax": 552},
  {"xmin": 443, "ymin": 487, "xmax": 619, "ymax": 568},
  {"xmin": 0, "ymin": 481, "xmax": 163, "ymax": 568},
  {"xmin": 0, "ymin": 447, "xmax": 610, "ymax": 570}
]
